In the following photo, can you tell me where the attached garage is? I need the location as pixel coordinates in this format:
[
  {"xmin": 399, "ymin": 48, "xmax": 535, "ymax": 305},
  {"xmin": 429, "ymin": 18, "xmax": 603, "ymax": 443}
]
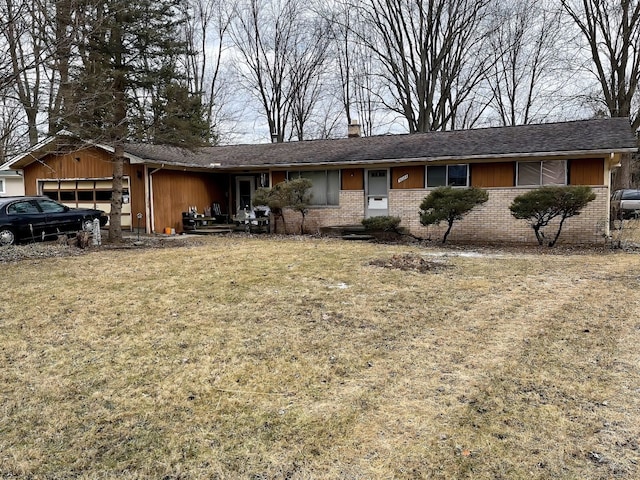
[
  {"xmin": 7, "ymin": 138, "xmax": 147, "ymax": 232},
  {"xmin": 39, "ymin": 177, "xmax": 133, "ymax": 228}
]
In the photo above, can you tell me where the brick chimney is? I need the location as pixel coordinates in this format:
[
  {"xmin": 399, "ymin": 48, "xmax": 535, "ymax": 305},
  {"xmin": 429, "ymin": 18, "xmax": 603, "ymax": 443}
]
[{"xmin": 348, "ymin": 121, "xmax": 361, "ymax": 138}]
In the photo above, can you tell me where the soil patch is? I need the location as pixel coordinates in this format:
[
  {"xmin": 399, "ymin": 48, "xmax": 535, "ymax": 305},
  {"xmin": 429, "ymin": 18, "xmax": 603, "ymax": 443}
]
[{"xmin": 368, "ymin": 253, "xmax": 451, "ymax": 273}]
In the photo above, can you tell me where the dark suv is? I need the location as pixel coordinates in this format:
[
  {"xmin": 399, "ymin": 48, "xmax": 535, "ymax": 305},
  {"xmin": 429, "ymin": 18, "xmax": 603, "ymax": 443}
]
[
  {"xmin": 0, "ymin": 196, "xmax": 108, "ymax": 246},
  {"xmin": 611, "ymin": 189, "xmax": 640, "ymax": 220}
]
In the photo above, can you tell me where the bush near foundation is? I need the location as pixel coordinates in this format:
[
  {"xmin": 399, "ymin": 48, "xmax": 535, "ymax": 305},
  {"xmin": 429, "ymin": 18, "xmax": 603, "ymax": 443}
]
[
  {"xmin": 419, "ymin": 187, "xmax": 489, "ymax": 243},
  {"xmin": 509, "ymin": 185, "xmax": 596, "ymax": 247},
  {"xmin": 362, "ymin": 216, "xmax": 402, "ymax": 232}
]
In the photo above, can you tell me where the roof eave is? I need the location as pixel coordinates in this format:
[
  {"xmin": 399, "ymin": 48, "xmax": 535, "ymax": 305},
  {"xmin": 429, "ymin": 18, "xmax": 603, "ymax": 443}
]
[{"xmin": 192, "ymin": 147, "xmax": 639, "ymax": 170}]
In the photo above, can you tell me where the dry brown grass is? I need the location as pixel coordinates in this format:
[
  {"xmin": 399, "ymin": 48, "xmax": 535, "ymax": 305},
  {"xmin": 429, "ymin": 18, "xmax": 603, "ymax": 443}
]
[{"xmin": 1, "ymin": 235, "xmax": 639, "ymax": 479}]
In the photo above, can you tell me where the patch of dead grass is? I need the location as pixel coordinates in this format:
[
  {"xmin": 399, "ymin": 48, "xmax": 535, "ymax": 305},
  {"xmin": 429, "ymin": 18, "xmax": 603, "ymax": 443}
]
[{"xmin": 1, "ymin": 236, "xmax": 639, "ymax": 478}]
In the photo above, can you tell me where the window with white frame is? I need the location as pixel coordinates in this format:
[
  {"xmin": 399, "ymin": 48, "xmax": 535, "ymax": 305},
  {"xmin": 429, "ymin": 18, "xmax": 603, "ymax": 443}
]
[
  {"xmin": 287, "ymin": 170, "xmax": 340, "ymax": 206},
  {"xmin": 517, "ymin": 161, "xmax": 567, "ymax": 186},
  {"xmin": 426, "ymin": 164, "xmax": 469, "ymax": 187}
]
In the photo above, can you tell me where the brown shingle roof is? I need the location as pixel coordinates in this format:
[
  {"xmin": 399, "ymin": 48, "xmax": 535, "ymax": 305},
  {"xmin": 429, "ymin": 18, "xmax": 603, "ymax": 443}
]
[{"xmin": 124, "ymin": 118, "xmax": 636, "ymax": 170}]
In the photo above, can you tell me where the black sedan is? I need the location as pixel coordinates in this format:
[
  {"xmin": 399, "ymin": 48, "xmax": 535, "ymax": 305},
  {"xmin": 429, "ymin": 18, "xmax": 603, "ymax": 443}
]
[{"xmin": 0, "ymin": 196, "xmax": 108, "ymax": 246}]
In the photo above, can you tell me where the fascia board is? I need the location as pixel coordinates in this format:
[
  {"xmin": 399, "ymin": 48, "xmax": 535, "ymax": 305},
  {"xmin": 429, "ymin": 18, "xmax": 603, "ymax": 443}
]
[{"xmin": 205, "ymin": 147, "xmax": 639, "ymax": 170}]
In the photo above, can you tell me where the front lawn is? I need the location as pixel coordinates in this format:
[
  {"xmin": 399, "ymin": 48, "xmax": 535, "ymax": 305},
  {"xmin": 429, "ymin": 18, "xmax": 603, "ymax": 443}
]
[{"xmin": 1, "ymin": 236, "xmax": 639, "ymax": 479}]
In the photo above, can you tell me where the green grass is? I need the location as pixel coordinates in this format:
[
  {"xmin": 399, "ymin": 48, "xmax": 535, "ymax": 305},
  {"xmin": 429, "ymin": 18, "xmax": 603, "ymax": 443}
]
[{"xmin": 1, "ymin": 236, "xmax": 639, "ymax": 479}]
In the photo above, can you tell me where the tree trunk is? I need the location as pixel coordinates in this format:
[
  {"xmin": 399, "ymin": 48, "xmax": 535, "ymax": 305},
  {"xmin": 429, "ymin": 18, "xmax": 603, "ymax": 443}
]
[
  {"xmin": 442, "ymin": 220, "xmax": 454, "ymax": 244},
  {"xmin": 108, "ymin": 12, "xmax": 126, "ymax": 244},
  {"xmin": 108, "ymin": 143, "xmax": 124, "ymax": 244},
  {"xmin": 612, "ymin": 153, "xmax": 632, "ymax": 191}
]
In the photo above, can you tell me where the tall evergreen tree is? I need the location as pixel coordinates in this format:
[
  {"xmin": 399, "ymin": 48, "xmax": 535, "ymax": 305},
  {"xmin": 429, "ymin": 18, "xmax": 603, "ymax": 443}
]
[{"xmin": 62, "ymin": 0, "xmax": 205, "ymax": 242}]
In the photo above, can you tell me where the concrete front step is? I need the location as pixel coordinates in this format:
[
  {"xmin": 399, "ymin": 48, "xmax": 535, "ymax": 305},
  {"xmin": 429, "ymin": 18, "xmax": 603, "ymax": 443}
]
[
  {"xmin": 186, "ymin": 224, "xmax": 234, "ymax": 235},
  {"xmin": 320, "ymin": 225, "xmax": 366, "ymax": 237},
  {"xmin": 342, "ymin": 234, "xmax": 375, "ymax": 241}
]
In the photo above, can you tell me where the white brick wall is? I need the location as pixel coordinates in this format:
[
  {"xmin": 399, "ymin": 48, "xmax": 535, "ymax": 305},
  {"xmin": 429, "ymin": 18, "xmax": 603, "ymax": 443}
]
[
  {"xmin": 277, "ymin": 187, "xmax": 609, "ymax": 245},
  {"xmin": 390, "ymin": 187, "xmax": 609, "ymax": 244}
]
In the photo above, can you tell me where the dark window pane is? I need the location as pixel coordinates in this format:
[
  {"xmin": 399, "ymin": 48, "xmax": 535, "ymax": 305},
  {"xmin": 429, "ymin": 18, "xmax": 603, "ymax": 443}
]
[
  {"xmin": 448, "ymin": 165, "xmax": 468, "ymax": 186},
  {"xmin": 301, "ymin": 171, "xmax": 326, "ymax": 205},
  {"xmin": 427, "ymin": 166, "xmax": 446, "ymax": 187},
  {"xmin": 77, "ymin": 191, "xmax": 93, "ymax": 201},
  {"xmin": 95, "ymin": 190, "xmax": 112, "ymax": 201},
  {"xmin": 42, "ymin": 191, "xmax": 58, "ymax": 201},
  {"xmin": 60, "ymin": 191, "xmax": 76, "ymax": 201}
]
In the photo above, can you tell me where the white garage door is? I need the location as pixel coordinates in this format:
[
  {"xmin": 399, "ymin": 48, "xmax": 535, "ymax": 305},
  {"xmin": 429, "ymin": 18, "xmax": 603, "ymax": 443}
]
[{"xmin": 39, "ymin": 177, "xmax": 132, "ymax": 228}]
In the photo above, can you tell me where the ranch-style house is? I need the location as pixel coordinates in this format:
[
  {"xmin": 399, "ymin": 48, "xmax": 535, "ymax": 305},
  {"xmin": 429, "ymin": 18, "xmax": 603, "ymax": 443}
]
[{"xmin": 4, "ymin": 117, "xmax": 637, "ymax": 244}]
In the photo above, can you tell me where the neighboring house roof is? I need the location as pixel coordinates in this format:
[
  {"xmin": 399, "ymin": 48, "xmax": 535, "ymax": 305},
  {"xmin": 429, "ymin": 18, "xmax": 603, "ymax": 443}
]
[
  {"xmin": 4, "ymin": 118, "xmax": 638, "ymax": 171},
  {"xmin": 124, "ymin": 118, "xmax": 638, "ymax": 170}
]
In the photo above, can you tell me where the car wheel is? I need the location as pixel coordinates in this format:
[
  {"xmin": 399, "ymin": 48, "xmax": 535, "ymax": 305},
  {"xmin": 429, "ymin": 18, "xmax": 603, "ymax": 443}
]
[
  {"xmin": 82, "ymin": 218, "xmax": 96, "ymax": 232},
  {"xmin": 0, "ymin": 227, "xmax": 16, "ymax": 246}
]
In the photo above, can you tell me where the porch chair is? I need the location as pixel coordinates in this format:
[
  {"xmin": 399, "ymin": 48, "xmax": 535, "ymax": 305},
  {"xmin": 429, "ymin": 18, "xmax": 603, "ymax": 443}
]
[{"xmin": 212, "ymin": 202, "xmax": 229, "ymax": 223}]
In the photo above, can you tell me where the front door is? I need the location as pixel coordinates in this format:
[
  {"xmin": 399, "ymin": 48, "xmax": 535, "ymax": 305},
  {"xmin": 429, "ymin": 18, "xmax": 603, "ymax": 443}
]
[
  {"xmin": 235, "ymin": 176, "xmax": 255, "ymax": 213},
  {"xmin": 366, "ymin": 169, "xmax": 389, "ymax": 217}
]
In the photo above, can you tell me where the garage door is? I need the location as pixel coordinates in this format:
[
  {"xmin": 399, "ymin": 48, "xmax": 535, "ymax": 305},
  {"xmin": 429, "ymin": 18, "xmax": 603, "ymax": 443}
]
[{"xmin": 40, "ymin": 177, "xmax": 132, "ymax": 228}]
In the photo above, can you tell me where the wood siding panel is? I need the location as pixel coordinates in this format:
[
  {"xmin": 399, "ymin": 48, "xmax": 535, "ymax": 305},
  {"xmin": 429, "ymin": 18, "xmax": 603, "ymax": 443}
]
[
  {"xmin": 23, "ymin": 146, "xmax": 147, "ymax": 231},
  {"xmin": 23, "ymin": 147, "xmax": 117, "ymax": 194},
  {"xmin": 129, "ymin": 166, "xmax": 146, "ymax": 228},
  {"xmin": 569, "ymin": 158, "xmax": 604, "ymax": 185},
  {"xmin": 341, "ymin": 168, "xmax": 364, "ymax": 190},
  {"xmin": 471, "ymin": 162, "xmax": 515, "ymax": 187},
  {"xmin": 152, "ymin": 170, "xmax": 223, "ymax": 233},
  {"xmin": 272, "ymin": 171, "xmax": 287, "ymax": 185},
  {"xmin": 391, "ymin": 166, "xmax": 424, "ymax": 189}
]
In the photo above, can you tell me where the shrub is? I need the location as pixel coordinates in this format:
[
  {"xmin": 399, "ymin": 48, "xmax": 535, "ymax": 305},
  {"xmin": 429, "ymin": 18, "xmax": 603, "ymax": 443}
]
[
  {"xmin": 285, "ymin": 178, "xmax": 313, "ymax": 234},
  {"xmin": 253, "ymin": 184, "xmax": 288, "ymax": 233},
  {"xmin": 361, "ymin": 216, "xmax": 402, "ymax": 232},
  {"xmin": 253, "ymin": 178, "xmax": 313, "ymax": 234},
  {"xmin": 419, "ymin": 187, "xmax": 489, "ymax": 243},
  {"xmin": 509, "ymin": 186, "xmax": 596, "ymax": 246}
]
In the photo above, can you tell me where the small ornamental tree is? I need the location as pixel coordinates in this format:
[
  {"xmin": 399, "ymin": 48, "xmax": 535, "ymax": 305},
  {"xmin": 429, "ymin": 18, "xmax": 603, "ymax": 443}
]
[
  {"xmin": 254, "ymin": 183, "xmax": 289, "ymax": 233},
  {"xmin": 253, "ymin": 178, "xmax": 313, "ymax": 234},
  {"xmin": 285, "ymin": 177, "xmax": 313, "ymax": 234},
  {"xmin": 509, "ymin": 186, "xmax": 596, "ymax": 247},
  {"xmin": 419, "ymin": 187, "xmax": 489, "ymax": 243}
]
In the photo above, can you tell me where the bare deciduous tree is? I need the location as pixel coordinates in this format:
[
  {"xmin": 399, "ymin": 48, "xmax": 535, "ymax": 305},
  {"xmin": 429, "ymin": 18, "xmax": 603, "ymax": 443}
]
[
  {"xmin": 289, "ymin": 16, "xmax": 331, "ymax": 140},
  {"xmin": 2, "ymin": 0, "xmax": 50, "ymax": 146},
  {"xmin": 348, "ymin": 0, "xmax": 492, "ymax": 133},
  {"xmin": 326, "ymin": 3, "xmax": 380, "ymax": 136},
  {"xmin": 181, "ymin": 0, "xmax": 235, "ymax": 143},
  {"xmin": 230, "ymin": 0, "xmax": 295, "ymax": 142},
  {"xmin": 230, "ymin": 0, "xmax": 329, "ymax": 142},
  {"xmin": 561, "ymin": 0, "xmax": 640, "ymax": 187},
  {"xmin": 486, "ymin": 0, "xmax": 564, "ymax": 126}
]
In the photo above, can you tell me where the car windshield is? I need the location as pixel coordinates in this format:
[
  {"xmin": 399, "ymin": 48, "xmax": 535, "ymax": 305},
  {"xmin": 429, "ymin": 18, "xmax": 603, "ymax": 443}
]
[{"xmin": 621, "ymin": 190, "xmax": 640, "ymax": 200}]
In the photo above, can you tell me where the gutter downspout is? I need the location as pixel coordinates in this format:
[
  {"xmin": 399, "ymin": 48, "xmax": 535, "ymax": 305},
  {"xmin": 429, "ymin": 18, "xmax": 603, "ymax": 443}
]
[{"xmin": 148, "ymin": 165, "xmax": 164, "ymax": 234}]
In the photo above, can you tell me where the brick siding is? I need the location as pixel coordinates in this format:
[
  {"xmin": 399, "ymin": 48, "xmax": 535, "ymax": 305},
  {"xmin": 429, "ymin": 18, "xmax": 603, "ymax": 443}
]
[
  {"xmin": 278, "ymin": 187, "xmax": 609, "ymax": 245},
  {"xmin": 273, "ymin": 191, "xmax": 364, "ymax": 234}
]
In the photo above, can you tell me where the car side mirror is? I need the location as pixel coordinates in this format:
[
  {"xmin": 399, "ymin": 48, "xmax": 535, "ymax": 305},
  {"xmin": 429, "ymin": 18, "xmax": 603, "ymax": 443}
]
[{"xmin": 63, "ymin": 206, "xmax": 70, "ymax": 212}]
